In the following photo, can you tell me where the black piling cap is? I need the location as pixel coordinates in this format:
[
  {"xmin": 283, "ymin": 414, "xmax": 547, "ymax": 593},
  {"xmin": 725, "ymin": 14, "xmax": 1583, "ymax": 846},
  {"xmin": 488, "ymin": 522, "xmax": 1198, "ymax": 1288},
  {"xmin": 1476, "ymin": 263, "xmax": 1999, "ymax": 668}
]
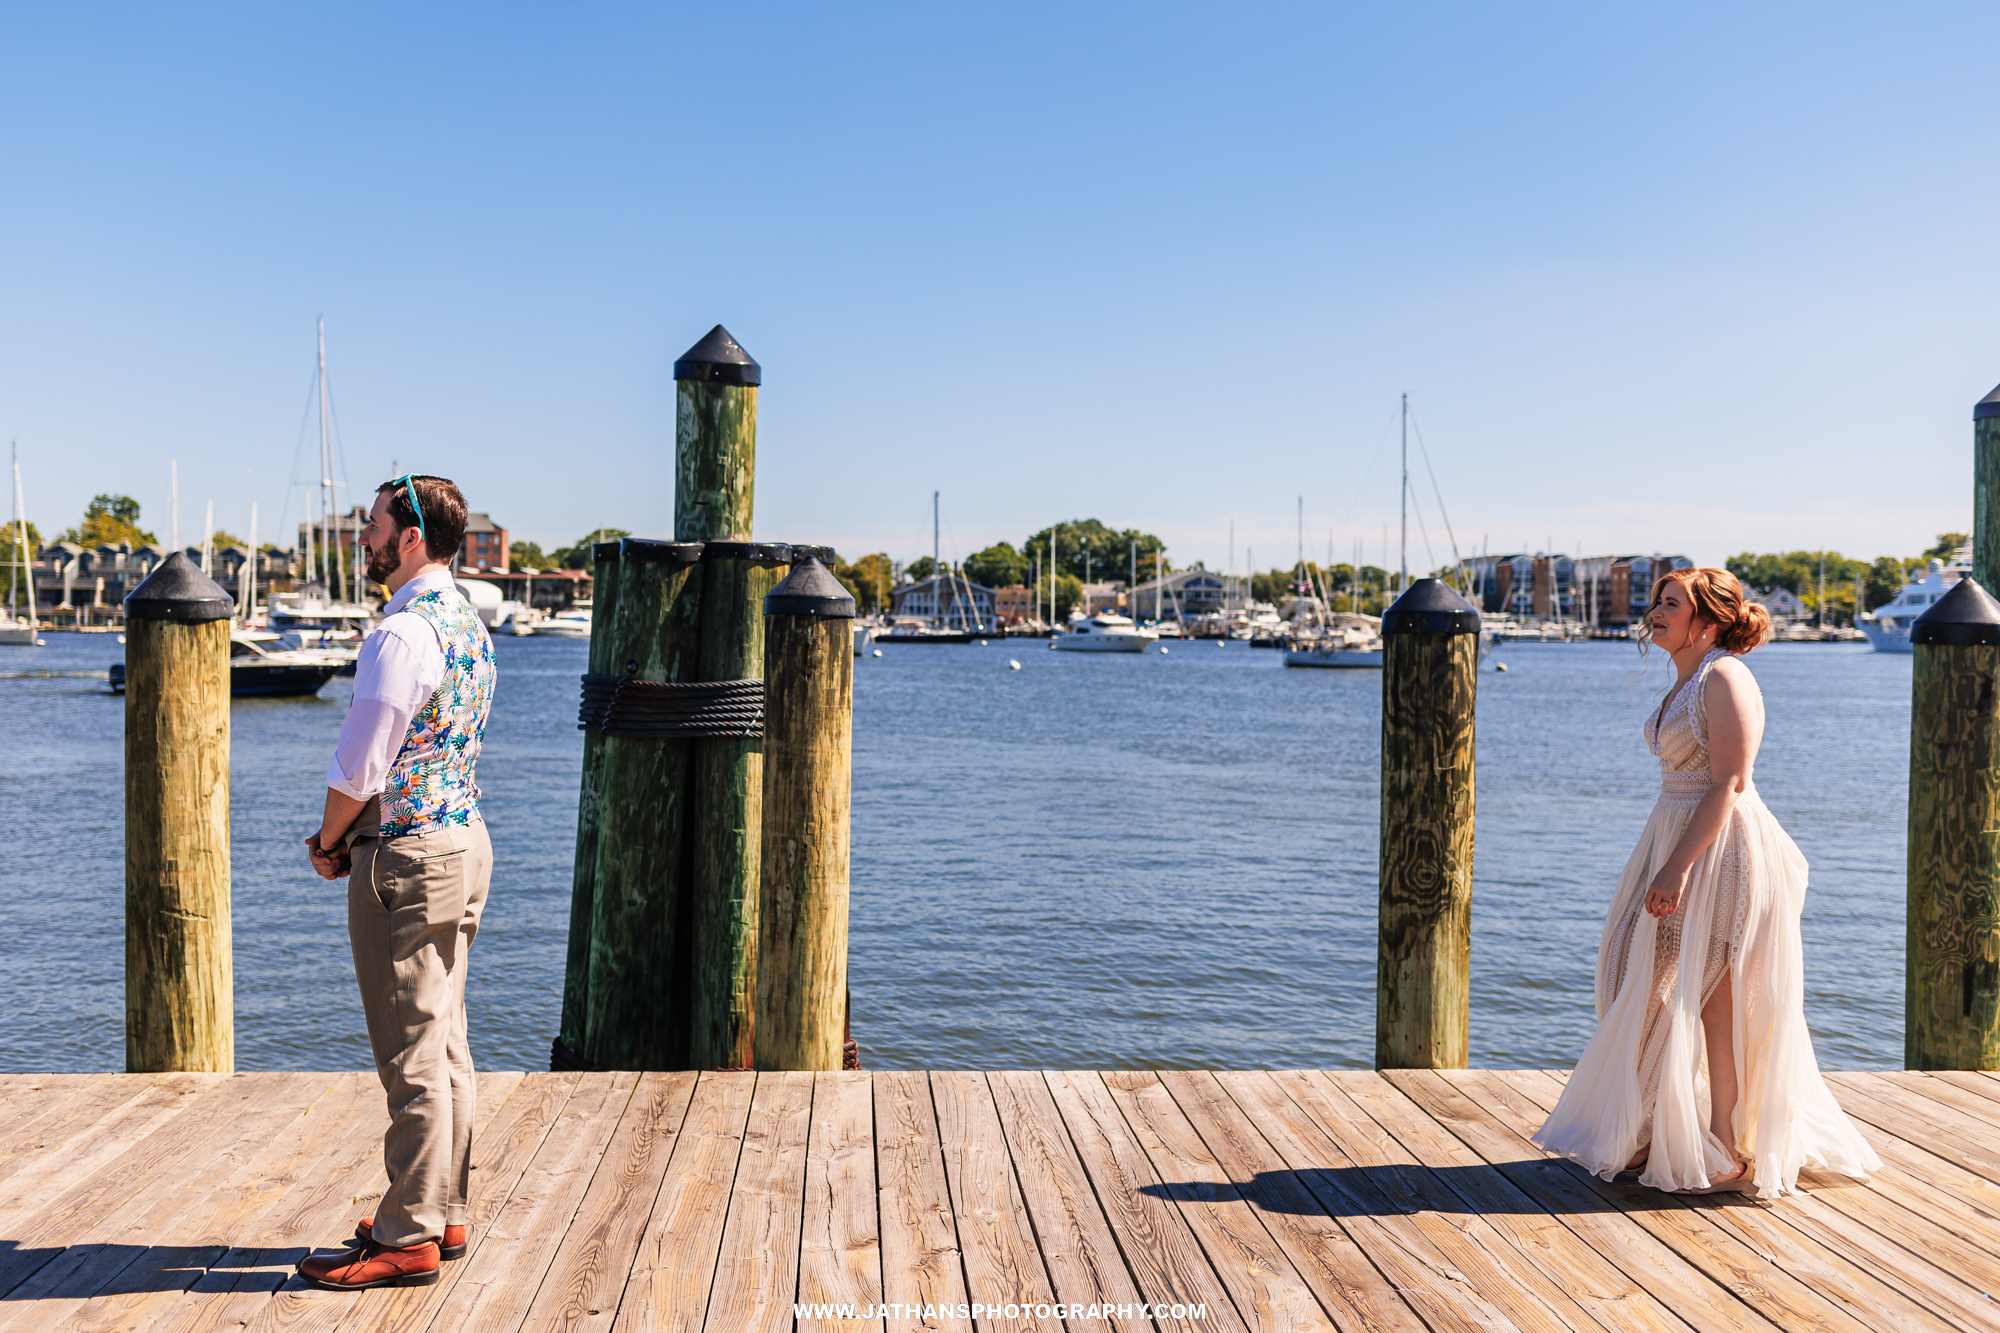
[
  {"xmin": 591, "ymin": 540, "xmax": 624, "ymax": 563},
  {"xmin": 1977, "ymin": 383, "xmax": 2000, "ymax": 422},
  {"xmin": 1381, "ymin": 577, "xmax": 1482, "ymax": 635},
  {"xmin": 123, "ymin": 550, "xmax": 235, "ymax": 622},
  {"xmin": 619, "ymin": 538, "xmax": 704, "ymax": 565},
  {"xmin": 1911, "ymin": 576, "xmax": 2000, "ymax": 646},
  {"xmin": 701, "ymin": 541, "xmax": 793, "ymax": 566},
  {"xmin": 765, "ymin": 553, "xmax": 856, "ymax": 619},
  {"xmin": 674, "ymin": 325, "xmax": 761, "ymax": 386}
]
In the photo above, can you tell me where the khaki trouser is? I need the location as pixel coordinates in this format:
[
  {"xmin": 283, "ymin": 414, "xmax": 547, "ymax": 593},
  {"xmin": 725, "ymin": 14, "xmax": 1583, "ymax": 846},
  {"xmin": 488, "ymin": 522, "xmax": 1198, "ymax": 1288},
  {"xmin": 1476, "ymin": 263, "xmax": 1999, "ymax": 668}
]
[{"xmin": 346, "ymin": 806, "xmax": 491, "ymax": 1249}]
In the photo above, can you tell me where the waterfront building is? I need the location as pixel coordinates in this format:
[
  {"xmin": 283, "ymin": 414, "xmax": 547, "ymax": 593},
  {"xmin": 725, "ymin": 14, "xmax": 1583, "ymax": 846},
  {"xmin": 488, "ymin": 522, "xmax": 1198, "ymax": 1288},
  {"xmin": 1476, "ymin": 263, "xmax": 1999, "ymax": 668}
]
[
  {"xmin": 890, "ymin": 572, "xmax": 997, "ymax": 630},
  {"xmin": 992, "ymin": 584, "xmax": 1033, "ymax": 625},
  {"xmin": 26, "ymin": 541, "xmax": 304, "ymax": 624},
  {"xmin": 1082, "ymin": 581, "xmax": 1125, "ymax": 615},
  {"xmin": 461, "ymin": 512, "xmax": 509, "ymax": 572},
  {"xmin": 456, "ymin": 567, "xmax": 592, "ymax": 612},
  {"xmin": 1125, "ymin": 567, "xmax": 1235, "ymax": 620},
  {"xmin": 1570, "ymin": 554, "xmax": 1694, "ymax": 627},
  {"xmin": 1747, "ymin": 586, "xmax": 1807, "ymax": 619}
]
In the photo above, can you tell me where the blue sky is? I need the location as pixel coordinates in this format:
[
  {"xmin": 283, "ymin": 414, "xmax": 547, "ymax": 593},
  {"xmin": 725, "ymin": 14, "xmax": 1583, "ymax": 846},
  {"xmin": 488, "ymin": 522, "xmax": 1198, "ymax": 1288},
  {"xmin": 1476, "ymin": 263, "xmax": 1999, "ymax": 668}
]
[{"xmin": 2, "ymin": 3, "xmax": 1994, "ymax": 574}]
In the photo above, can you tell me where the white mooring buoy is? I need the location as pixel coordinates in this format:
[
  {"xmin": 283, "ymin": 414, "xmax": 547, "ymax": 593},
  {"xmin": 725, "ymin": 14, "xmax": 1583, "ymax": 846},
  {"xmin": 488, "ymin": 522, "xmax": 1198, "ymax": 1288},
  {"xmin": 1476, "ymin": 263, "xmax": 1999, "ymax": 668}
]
[{"xmin": 1008, "ymin": 659, "xmax": 1021, "ymax": 670}]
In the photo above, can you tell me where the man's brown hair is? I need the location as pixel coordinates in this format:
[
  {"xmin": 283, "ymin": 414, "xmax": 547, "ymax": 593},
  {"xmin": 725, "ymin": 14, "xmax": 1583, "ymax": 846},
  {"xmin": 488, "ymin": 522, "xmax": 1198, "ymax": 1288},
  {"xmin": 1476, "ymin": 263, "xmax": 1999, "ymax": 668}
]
[{"xmin": 376, "ymin": 475, "xmax": 468, "ymax": 564}]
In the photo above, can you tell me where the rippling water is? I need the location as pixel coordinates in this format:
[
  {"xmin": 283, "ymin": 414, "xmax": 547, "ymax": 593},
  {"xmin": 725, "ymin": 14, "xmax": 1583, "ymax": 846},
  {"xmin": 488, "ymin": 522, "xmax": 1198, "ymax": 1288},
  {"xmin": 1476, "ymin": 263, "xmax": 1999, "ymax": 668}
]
[{"xmin": 0, "ymin": 630, "xmax": 1909, "ymax": 1073}]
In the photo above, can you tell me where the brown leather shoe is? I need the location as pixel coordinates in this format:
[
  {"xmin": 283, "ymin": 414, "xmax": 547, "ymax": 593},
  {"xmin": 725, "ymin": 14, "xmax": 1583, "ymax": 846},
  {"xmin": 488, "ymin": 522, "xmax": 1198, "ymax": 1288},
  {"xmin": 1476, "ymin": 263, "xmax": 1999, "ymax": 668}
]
[
  {"xmin": 299, "ymin": 1240, "xmax": 440, "ymax": 1290},
  {"xmin": 353, "ymin": 1216, "xmax": 467, "ymax": 1260}
]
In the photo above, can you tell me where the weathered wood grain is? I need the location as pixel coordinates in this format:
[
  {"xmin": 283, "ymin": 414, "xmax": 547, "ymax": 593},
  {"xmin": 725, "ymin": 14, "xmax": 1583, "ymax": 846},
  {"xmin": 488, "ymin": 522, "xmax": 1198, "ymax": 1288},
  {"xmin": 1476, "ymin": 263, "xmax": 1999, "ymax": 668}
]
[
  {"xmin": 1377, "ymin": 630, "xmax": 1477, "ymax": 1070},
  {"xmin": 703, "ymin": 1072, "xmax": 815, "ymax": 1333},
  {"xmin": 930, "ymin": 1071, "xmax": 1062, "ymax": 1333},
  {"xmin": 872, "ymin": 1069, "xmax": 973, "ymax": 1333},
  {"xmin": 794, "ymin": 1071, "xmax": 883, "ymax": 1333},
  {"xmin": 755, "ymin": 613, "xmax": 853, "ymax": 1072},
  {"xmin": 516, "ymin": 1070, "xmax": 698, "ymax": 1333},
  {"xmin": 1908, "ymin": 641, "xmax": 2000, "ymax": 1069},
  {"xmin": 612, "ymin": 1070, "xmax": 756, "ymax": 1333},
  {"xmin": 125, "ymin": 614, "xmax": 232, "ymax": 1074},
  {"xmin": 560, "ymin": 544, "xmax": 623, "ymax": 1061}
]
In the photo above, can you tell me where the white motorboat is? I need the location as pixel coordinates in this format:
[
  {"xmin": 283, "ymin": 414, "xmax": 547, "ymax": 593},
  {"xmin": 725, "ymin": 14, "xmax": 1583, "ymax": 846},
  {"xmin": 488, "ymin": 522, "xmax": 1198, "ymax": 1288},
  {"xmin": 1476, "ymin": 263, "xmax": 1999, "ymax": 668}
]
[
  {"xmin": 1861, "ymin": 557, "xmax": 1964, "ymax": 653},
  {"xmin": 1052, "ymin": 612, "xmax": 1159, "ymax": 653},
  {"xmin": 537, "ymin": 608, "xmax": 592, "ymax": 639},
  {"xmin": 1284, "ymin": 613, "xmax": 1384, "ymax": 669}
]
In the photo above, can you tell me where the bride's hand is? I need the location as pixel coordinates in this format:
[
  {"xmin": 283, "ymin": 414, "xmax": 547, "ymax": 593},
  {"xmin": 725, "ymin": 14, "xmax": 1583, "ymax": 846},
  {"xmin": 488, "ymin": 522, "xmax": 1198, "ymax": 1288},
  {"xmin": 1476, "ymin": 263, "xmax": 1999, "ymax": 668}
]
[{"xmin": 1645, "ymin": 864, "xmax": 1690, "ymax": 917}]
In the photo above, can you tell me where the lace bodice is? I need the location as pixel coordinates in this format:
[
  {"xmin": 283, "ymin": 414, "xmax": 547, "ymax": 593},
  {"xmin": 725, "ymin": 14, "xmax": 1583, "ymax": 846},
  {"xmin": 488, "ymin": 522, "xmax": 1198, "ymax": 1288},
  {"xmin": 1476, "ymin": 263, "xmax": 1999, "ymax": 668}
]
[{"xmin": 1645, "ymin": 648, "xmax": 1725, "ymax": 800}]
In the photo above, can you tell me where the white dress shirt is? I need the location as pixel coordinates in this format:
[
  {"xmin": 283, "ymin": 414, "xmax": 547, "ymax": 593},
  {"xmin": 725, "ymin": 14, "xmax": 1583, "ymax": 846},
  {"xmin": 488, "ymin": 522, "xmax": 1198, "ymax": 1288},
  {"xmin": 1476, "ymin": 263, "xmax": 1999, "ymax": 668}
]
[{"xmin": 326, "ymin": 568, "xmax": 462, "ymax": 801}]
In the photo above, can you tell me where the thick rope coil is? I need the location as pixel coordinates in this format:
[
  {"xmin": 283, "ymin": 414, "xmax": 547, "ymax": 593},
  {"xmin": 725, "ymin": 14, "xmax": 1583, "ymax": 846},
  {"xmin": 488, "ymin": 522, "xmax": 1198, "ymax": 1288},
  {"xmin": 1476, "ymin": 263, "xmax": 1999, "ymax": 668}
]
[{"xmin": 577, "ymin": 674, "xmax": 764, "ymax": 739}]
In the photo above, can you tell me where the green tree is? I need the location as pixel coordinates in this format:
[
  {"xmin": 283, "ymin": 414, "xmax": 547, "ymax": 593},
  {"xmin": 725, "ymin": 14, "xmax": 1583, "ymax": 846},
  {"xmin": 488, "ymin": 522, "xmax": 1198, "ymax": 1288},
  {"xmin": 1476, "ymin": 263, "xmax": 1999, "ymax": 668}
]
[
  {"xmin": 905, "ymin": 555, "xmax": 938, "ymax": 582},
  {"xmin": 1024, "ymin": 518, "xmax": 1165, "ymax": 585},
  {"xmin": 550, "ymin": 528, "xmax": 631, "ymax": 569},
  {"xmin": 1864, "ymin": 555, "xmax": 1923, "ymax": 610},
  {"xmin": 209, "ymin": 529, "xmax": 247, "ymax": 550},
  {"xmin": 0, "ymin": 519, "xmax": 42, "ymax": 569},
  {"xmin": 1924, "ymin": 532, "xmax": 1970, "ymax": 561},
  {"xmin": 509, "ymin": 539, "xmax": 548, "ymax": 570},
  {"xmin": 59, "ymin": 494, "xmax": 155, "ymax": 548},
  {"xmin": 1052, "ymin": 572, "xmax": 1084, "ymax": 620},
  {"xmin": 833, "ymin": 552, "xmax": 893, "ymax": 613},
  {"xmin": 964, "ymin": 542, "xmax": 1027, "ymax": 589}
]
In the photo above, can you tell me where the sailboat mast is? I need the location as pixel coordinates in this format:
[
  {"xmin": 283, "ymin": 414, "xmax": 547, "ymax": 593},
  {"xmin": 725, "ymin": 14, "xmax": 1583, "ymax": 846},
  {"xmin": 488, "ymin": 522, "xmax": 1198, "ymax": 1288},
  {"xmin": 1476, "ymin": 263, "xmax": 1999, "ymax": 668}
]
[
  {"xmin": 1399, "ymin": 393, "xmax": 1409, "ymax": 594},
  {"xmin": 319, "ymin": 317, "xmax": 334, "ymax": 595},
  {"xmin": 8, "ymin": 445, "xmax": 19, "ymax": 616},
  {"xmin": 245, "ymin": 501, "xmax": 258, "ymax": 621},
  {"xmin": 932, "ymin": 490, "xmax": 940, "ymax": 628}
]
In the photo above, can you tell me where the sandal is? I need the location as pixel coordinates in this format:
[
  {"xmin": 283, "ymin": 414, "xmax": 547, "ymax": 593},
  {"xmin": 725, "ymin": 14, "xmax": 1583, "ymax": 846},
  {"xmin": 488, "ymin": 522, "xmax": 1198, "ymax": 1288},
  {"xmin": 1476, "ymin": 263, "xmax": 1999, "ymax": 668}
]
[{"xmin": 1675, "ymin": 1155, "xmax": 1752, "ymax": 1195}]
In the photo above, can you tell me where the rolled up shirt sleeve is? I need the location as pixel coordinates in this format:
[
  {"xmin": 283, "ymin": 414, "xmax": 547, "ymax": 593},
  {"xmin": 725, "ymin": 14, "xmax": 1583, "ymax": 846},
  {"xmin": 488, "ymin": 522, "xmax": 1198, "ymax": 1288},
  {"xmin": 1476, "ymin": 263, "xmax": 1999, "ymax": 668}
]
[{"xmin": 325, "ymin": 620, "xmax": 444, "ymax": 800}]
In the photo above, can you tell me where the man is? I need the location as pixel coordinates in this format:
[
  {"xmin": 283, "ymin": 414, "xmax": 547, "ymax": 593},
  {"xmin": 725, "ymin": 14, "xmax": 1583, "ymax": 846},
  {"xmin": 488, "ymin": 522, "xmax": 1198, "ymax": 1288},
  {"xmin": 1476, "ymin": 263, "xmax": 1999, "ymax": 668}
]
[{"xmin": 299, "ymin": 474, "xmax": 496, "ymax": 1292}]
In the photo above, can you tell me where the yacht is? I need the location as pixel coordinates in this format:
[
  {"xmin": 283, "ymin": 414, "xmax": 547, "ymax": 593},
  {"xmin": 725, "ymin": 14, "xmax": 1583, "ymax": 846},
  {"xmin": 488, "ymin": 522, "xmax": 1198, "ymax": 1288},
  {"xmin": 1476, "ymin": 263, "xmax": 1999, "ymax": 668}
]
[
  {"xmin": 535, "ymin": 607, "xmax": 592, "ymax": 639},
  {"xmin": 1284, "ymin": 613, "xmax": 1384, "ymax": 669},
  {"xmin": 110, "ymin": 629, "xmax": 348, "ymax": 697},
  {"xmin": 1052, "ymin": 612, "xmax": 1159, "ymax": 653},
  {"xmin": 1861, "ymin": 557, "xmax": 1964, "ymax": 653}
]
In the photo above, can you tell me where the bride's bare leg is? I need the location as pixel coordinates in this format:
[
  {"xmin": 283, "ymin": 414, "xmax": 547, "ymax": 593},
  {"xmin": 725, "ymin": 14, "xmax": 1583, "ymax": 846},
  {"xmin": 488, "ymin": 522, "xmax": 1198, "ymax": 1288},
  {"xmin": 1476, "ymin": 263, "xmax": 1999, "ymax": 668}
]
[{"xmin": 1702, "ymin": 973, "xmax": 1741, "ymax": 1158}]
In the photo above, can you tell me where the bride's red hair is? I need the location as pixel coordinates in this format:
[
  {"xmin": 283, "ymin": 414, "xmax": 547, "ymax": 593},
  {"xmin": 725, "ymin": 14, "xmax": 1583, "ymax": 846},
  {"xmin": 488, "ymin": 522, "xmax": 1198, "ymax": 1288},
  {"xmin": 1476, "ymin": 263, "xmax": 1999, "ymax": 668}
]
[{"xmin": 1645, "ymin": 566, "xmax": 1771, "ymax": 653}]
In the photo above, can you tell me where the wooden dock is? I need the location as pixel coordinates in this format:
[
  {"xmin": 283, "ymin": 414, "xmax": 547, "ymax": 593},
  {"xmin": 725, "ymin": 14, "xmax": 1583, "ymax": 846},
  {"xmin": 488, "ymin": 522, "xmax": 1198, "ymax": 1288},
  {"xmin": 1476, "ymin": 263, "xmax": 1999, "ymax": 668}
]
[{"xmin": 3, "ymin": 1068, "xmax": 1999, "ymax": 1332}]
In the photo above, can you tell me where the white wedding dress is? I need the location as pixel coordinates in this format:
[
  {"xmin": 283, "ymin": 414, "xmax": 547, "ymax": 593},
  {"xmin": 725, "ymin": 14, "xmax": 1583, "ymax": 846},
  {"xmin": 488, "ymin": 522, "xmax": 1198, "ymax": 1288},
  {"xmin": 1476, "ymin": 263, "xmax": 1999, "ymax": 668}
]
[{"xmin": 1533, "ymin": 648, "xmax": 1880, "ymax": 1198}]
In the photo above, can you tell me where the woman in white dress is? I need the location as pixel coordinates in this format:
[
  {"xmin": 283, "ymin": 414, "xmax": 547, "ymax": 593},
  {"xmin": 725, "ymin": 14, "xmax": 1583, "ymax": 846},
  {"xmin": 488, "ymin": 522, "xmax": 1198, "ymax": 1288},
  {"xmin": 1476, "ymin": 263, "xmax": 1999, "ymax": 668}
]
[{"xmin": 1533, "ymin": 567, "xmax": 1879, "ymax": 1198}]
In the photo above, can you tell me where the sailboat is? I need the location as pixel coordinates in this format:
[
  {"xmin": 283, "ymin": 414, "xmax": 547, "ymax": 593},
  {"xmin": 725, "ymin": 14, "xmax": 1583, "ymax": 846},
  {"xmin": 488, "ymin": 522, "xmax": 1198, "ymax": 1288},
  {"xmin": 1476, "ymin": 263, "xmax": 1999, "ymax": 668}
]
[
  {"xmin": 266, "ymin": 319, "xmax": 376, "ymax": 650},
  {"xmin": 2, "ymin": 446, "xmax": 42, "ymax": 646}
]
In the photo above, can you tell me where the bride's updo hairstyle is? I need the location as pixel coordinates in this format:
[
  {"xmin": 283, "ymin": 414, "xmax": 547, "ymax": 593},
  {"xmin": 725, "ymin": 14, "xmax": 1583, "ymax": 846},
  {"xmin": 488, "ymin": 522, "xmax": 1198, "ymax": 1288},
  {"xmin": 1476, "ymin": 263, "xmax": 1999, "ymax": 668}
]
[{"xmin": 1645, "ymin": 566, "xmax": 1771, "ymax": 653}]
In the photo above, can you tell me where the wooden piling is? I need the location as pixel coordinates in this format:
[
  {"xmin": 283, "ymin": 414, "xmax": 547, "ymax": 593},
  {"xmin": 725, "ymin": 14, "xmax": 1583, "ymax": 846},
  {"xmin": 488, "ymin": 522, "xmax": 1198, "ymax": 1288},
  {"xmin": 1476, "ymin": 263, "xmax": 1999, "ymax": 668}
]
[
  {"xmin": 674, "ymin": 326, "xmax": 772, "ymax": 1070},
  {"xmin": 1906, "ymin": 575, "xmax": 2000, "ymax": 1068},
  {"xmin": 1376, "ymin": 577, "xmax": 1481, "ymax": 1070},
  {"xmin": 581, "ymin": 538, "xmax": 705, "ymax": 1070},
  {"xmin": 555, "ymin": 539, "xmax": 625, "ymax": 1067},
  {"xmin": 1976, "ymin": 384, "xmax": 2000, "ymax": 590},
  {"xmin": 755, "ymin": 556, "xmax": 856, "ymax": 1071},
  {"xmin": 122, "ymin": 552, "xmax": 234, "ymax": 1074}
]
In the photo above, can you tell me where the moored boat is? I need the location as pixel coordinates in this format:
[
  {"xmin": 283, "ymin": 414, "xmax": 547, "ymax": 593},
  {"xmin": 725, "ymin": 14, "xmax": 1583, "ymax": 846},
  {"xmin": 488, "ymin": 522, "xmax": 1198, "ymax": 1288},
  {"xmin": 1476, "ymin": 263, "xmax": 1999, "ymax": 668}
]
[
  {"xmin": 110, "ymin": 629, "xmax": 347, "ymax": 697},
  {"xmin": 1861, "ymin": 557, "xmax": 1965, "ymax": 653},
  {"xmin": 1051, "ymin": 612, "xmax": 1158, "ymax": 653}
]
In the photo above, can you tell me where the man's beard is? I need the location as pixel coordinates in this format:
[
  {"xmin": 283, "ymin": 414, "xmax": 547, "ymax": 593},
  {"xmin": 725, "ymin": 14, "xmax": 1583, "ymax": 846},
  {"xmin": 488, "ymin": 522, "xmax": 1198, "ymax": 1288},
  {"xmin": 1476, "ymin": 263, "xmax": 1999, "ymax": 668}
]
[{"xmin": 363, "ymin": 543, "xmax": 401, "ymax": 586}]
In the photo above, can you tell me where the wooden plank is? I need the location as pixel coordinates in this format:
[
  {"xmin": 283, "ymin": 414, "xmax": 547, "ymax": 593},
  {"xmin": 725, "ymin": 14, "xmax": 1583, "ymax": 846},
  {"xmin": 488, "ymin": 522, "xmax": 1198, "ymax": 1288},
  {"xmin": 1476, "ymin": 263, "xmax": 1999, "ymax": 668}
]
[
  {"xmin": 796, "ymin": 1071, "xmax": 885, "ymax": 1333},
  {"xmin": 514, "ymin": 1070, "xmax": 699, "ymax": 1333},
  {"xmin": 232, "ymin": 1070, "xmax": 580, "ymax": 1333},
  {"xmin": 1155, "ymin": 1069, "xmax": 1478, "ymax": 1333},
  {"xmin": 1043, "ymin": 1071, "xmax": 1246, "ymax": 1333},
  {"xmin": 701, "ymin": 1072, "xmax": 816, "ymax": 1333},
  {"xmin": 0, "ymin": 1073, "xmax": 301, "ymax": 1299},
  {"xmin": 420, "ymin": 1070, "xmax": 641, "ymax": 1333},
  {"xmin": 161, "ymin": 1071, "xmax": 525, "ymax": 1333},
  {"xmin": 0, "ymin": 1074, "xmax": 223, "ymax": 1220},
  {"xmin": 611, "ymin": 1070, "xmax": 757, "ymax": 1333},
  {"xmin": 327, "ymin": 1071, "xmax": 585, "ymax": 1333},
  {"xmin": 1824, "ymin": 1074, "xmax": 2000, "ymax": 1197},
  {"xmin": 1928, "ymin": 1070, "xmax": 2000, "ymax": 1110},
  {"xmin": 0, "ymin": 1074, "xmax": 113, "ymax": 1160},
  {"xmin": 34, "ymin": 1072, "xmax": 381, "ymax": 1333},
  {"xmin": 930, "ymin": 1070, "xmax": 1063, "ymax": 1333},
  {"xmin": 1380, "ymin": 1071, "xmax": 1774, "ymax": 1333},
  {"xmin": 873, "ymin": 1069, "xmax": 973, "ymax": 1333},
  {"xmin": 1097, "ymin": 1069, "xmax": 1387, "ymax": 1333},
  {"xmin": 3, "ymin": 1072, "xmax": 338, "ymax": 1330},
  {"xmin": 985, "ymin": 1071, "xmax": 1147, "ymax": 1331},
  {"xmin": 1459, "ymin": 1070, "xmax": 1968, "ymax": 1333},
  {"xmin": 1275, "ymin": 1072, "xmax": 1685, "ymax": 1333},
  {"xmin": 1222, "ymin": 1070, "xmax": 1610, "ymax": 1333},
  {"xmin": 1410, "ymin": 1069, "xmax": 1879, "ymax": 1333}
]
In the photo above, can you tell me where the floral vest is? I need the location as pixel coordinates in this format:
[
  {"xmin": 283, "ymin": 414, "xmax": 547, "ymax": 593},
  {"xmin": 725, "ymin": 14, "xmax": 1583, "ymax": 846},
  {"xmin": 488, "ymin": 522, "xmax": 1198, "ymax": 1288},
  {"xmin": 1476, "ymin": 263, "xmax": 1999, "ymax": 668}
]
[{"xmin": 380, "ymin": 588, "xmax": 497, "ymax": 837}]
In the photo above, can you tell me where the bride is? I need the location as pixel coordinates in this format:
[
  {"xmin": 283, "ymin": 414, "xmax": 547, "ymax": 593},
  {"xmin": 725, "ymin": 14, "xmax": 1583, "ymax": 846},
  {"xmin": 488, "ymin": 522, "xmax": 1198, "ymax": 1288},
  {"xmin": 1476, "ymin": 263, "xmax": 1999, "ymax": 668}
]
[{"xmin": 1532, "ymin": 567, "xmax": 1879, "ymax": 1197}]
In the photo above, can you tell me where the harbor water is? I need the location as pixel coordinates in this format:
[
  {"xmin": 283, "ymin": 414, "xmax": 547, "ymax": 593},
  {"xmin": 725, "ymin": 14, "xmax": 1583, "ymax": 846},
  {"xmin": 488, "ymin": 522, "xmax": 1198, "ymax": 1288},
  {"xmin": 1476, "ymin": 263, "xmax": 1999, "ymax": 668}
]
[{"xmin": 0, "ymin": 631, "xmax": 1908, "ymax": 1073}]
